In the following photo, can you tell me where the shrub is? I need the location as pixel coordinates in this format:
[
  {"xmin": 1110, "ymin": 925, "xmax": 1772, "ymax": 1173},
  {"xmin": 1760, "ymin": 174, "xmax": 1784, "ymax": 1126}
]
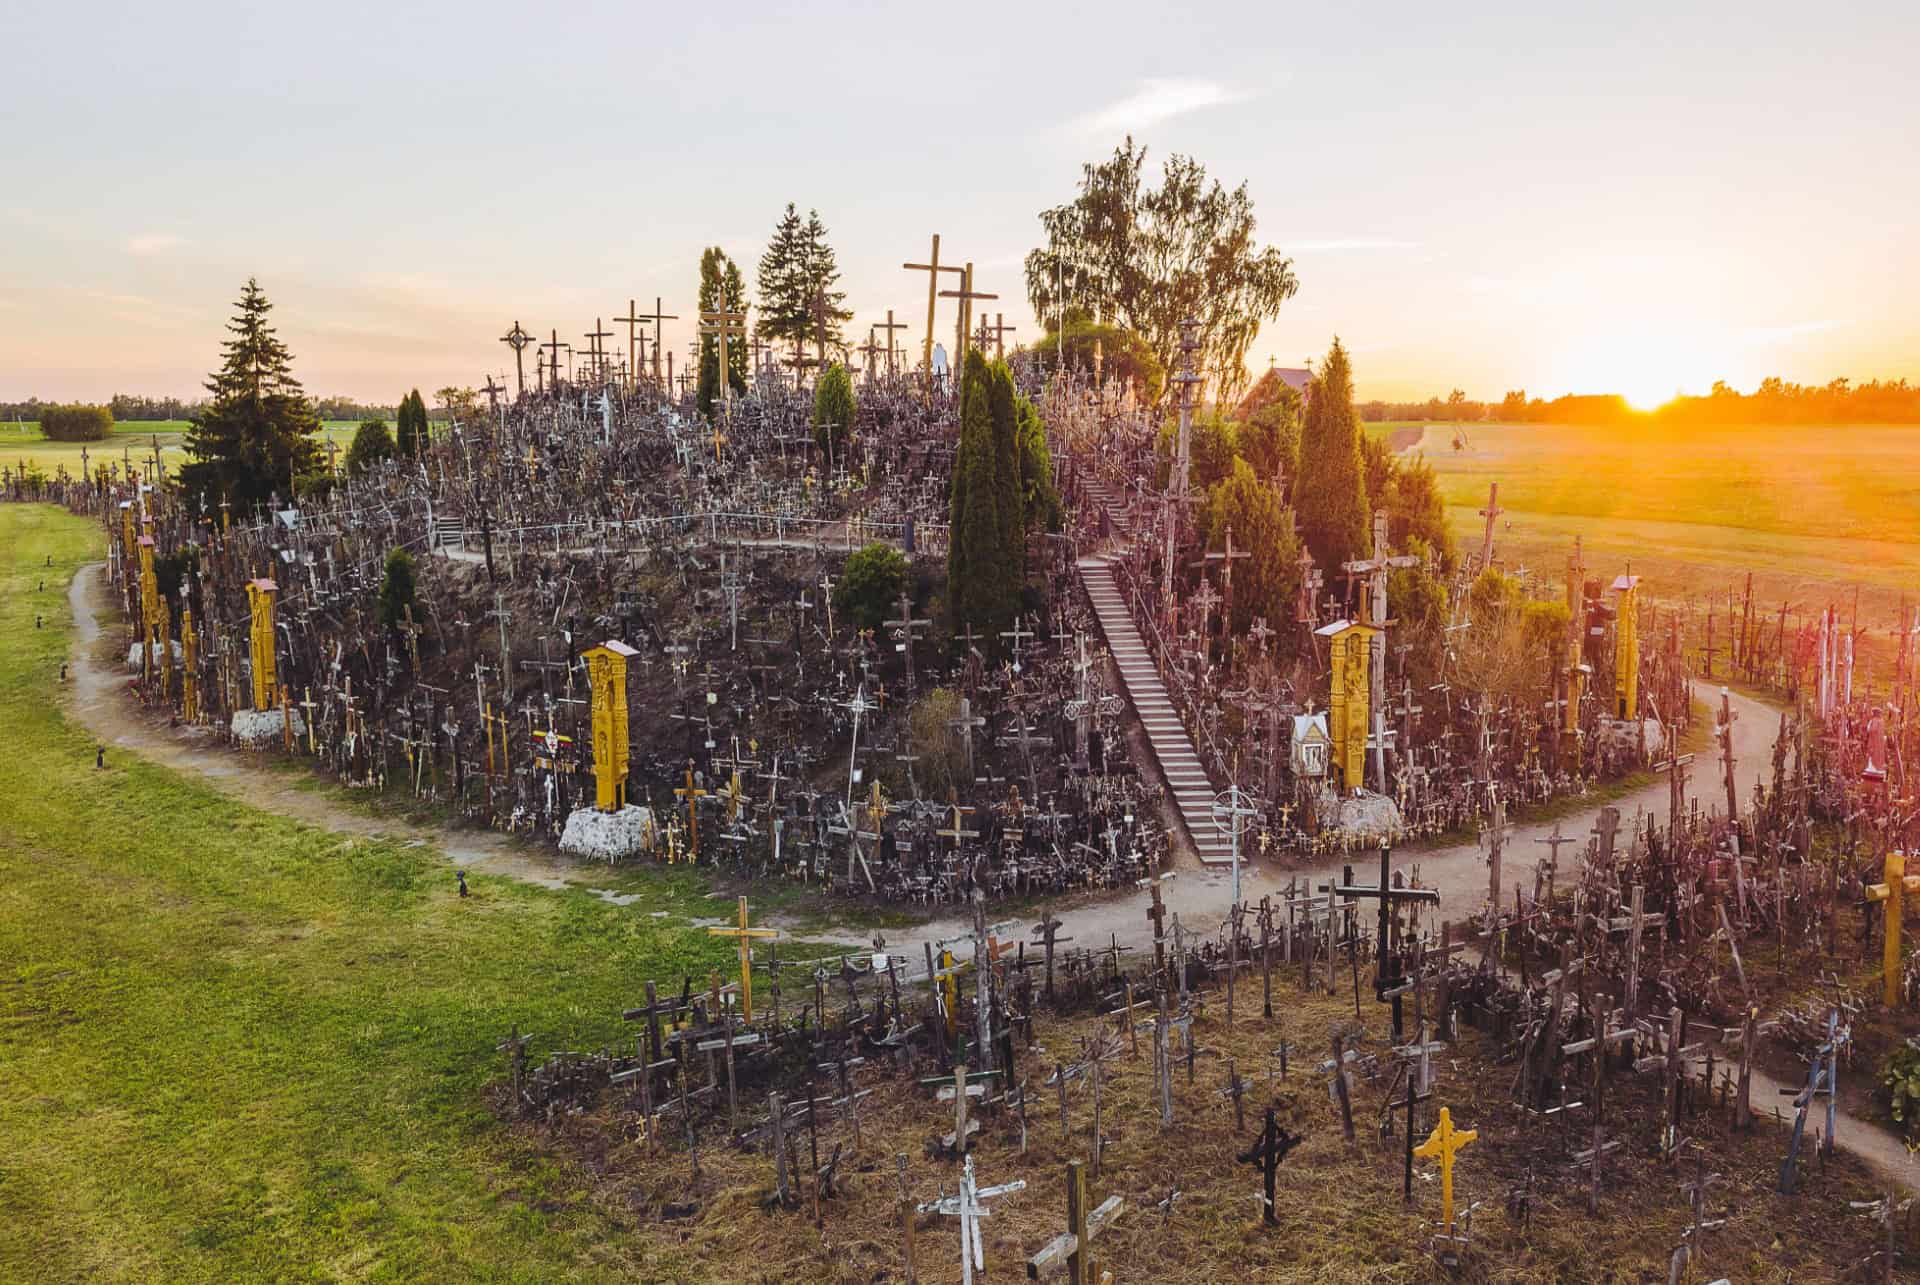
[
  {"xmin": 1883, "ymin": 1038, "xmax": 1920, "ymax": 1138},
  {"xmin": 40, "ymin": 403, "xmax": 113, "ymax": 441},
  {"xmin": 379, "ymin": 548, "xmax": 418, "ymax": 630},
  {"xmin": 347, "ymin": 419, "xmax": 396, "ymax": 475},
  {"xmin": 836, "ymin": 543, "xmax": 908, "ymax": 632},
  {"xmin": 813, "ymin": 364, "xmax": 856, "ymax": 465}
]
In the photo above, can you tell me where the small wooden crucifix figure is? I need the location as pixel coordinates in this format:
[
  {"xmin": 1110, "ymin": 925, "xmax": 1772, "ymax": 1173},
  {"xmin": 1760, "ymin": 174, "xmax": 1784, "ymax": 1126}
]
[
  {"xmin": 707, "ymin": 896, "xmax": 778, "ymax": 1022},
  {"xmin": 1237, "ymin": 1107, "xmax": 1304, "ymax": 1226},
  {"xmin": 1413, "ymin": 1106, "xmax": 1478, "ymax": 1230}
]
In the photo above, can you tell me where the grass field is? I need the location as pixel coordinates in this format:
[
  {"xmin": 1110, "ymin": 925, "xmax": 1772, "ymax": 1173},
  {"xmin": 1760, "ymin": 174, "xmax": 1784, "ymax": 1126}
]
[
  {"xmin": 1413, "ymin": 420, "xmax": 1920, "ymax": 628},
  {"xmin": 0, "ymin": 422, "xmax": 365, "ymax": 480},
  {"xmin": 0, "ymin": 505, "xmax": 762, "ymax": 1281}
]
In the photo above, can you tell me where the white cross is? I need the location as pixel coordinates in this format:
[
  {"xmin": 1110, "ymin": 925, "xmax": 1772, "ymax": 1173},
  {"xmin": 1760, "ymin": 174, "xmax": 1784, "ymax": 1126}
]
[{"xmin": 917, "ymin": 1154, "xmax": 1026, "ymax": 1285}]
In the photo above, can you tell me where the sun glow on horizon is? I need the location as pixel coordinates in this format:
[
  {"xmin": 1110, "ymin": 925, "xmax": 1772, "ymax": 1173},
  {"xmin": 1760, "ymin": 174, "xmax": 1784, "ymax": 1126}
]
[{"xmin": 1545, "ymin": 325, "xmax": 1739, "ymax": 412}]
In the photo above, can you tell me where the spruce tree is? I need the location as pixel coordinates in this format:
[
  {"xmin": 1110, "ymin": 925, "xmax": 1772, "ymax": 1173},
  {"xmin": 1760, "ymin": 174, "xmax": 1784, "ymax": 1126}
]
[
  {"xmin": 696, "ymin": 247, "xmax": 749, "ymax": 419},
  {"xmin": 755, "ymin": 203, "xmax": 810, "ymax": 348},
  {"xmin": 1293, "ymin": 337, "xmax": 1369, "ymax": 575},
  {"xmin": 179, "ymin": 278, "xmax": 323, "ymax": 509},
  {"xmin": 1015, "ymin": 392, "xmax": 1063, "ymax": 533},
  {"xmin": 800, "ymin": 209, "xmax": 850, "ymax": 354}
]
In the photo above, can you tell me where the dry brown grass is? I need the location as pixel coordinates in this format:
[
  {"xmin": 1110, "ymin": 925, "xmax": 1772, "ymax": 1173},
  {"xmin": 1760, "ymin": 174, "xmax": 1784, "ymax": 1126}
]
[{"xmin": 508, "ymin": 976, "xmax": 1906, "ymax": 1284}]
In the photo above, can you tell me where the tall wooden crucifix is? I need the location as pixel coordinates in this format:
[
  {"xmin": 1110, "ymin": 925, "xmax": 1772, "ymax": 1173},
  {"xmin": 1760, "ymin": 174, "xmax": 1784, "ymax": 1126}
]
[
  {"xmin": 1332, "ymin": 842, "xmax": 1440, "ymax": 1040},
  {"xmin": 708, "ymin": 896, "xmax": 778, "ymax": 1022},
  {"xmin": 1194, "ymin": 525, "xmax": 1252, "ymax": 636},
  {"xmin": 1340, "ymin": 509, "xmax": 1421, "ymax": 790},
  {"xmin": 699, "ymin": 303, "xmax": 748, "ymax": 416},
  {"xmin": 615, "ymin": 300, "xmax": 650, "ymax": 393},
  {"xmin": 583, "ymin": 318, "xmax": 615, "ymax": 383},
  {"xmin": 903, "ymin": 235, "xmax": 963, "ymax": 392},
  {"xmin": 1477, "ymin": 482, "xmax": 1503, "ymax": 570}
]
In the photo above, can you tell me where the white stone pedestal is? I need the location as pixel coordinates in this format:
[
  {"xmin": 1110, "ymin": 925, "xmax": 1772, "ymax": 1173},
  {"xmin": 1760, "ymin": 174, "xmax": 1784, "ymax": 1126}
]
[
  {"xmin": 559, "ymin": 805, "xmax": 656, "ymax": 862},
  {"xmin": 230, "ymin": 707, "xmax": 303, "ymax": 748}
]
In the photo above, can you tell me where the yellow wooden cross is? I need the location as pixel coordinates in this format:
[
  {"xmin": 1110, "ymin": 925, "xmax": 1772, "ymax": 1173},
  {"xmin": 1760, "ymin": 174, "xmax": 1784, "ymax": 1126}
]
[
  {"xmin": 708, "ymin": 896, "xmax": 778, "ymax": 1022},
  {"xmin": 718, "ymin": 770, "xmax": 746, "ymax": 823},
  {"xmin": 1865, "ymin": 850, "xmax": 1920, "ymax": 1006},
  {"xmin": 674, "ymin": 760, "xmax": 708, "ymax": 859},
  {"xmin": 1413, "ymin": 1106, "xmax": 1477, "ymax": 1227}
]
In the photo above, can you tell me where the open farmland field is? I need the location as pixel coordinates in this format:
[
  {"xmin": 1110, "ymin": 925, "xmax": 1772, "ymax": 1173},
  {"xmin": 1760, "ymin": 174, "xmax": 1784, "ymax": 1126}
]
[
  {"xmin": 0, "ymin": 422, "xmax": 375, "ymax": 480},
  {"xmin": 1414, "ymin": 420, "xmax": 1920, "ymax": 630}
]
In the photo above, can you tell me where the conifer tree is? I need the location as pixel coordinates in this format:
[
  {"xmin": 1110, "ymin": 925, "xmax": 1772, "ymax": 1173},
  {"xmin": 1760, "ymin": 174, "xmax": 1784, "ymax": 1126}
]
[
  {"xmin": 987, "ymin": 360, "xmax": 1026, "ymax": 581},
  {"xmin": 395, "ymin": 390, "xmax": 428, "ymax": 458},
  {"xmin": 179, "ymin": 278, "xmax": 323, "ymax": 508},
  {"xmin": 800, "ymin": 208, "xmax": 850, "ymax": 353},
  {"xmin": 755, "ymin": 203, "xmax": 809, "ymax": 348},
  {"xmin": 1203, "ymin": 458, "xmax": 1301, "ymax": 635},
  {"xmin": 1293, "ymin": 337, "xmax": 1370, "ymax": 575},
  {"xmin": 696, "ymin": 247, "xmax": 749, "ymax": 419},
  {"xmin": 948, "ymin": 351, "xmax": 1013, "ymax": 637}
]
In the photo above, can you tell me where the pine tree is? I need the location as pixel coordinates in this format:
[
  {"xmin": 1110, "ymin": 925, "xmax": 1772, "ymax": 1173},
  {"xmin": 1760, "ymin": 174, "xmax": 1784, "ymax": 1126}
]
[
  {"xmin": 697, "ymin": 247, "xmax": 749, "ymax": 420},
  {"xmin": 395, "ymin": 390, "xmax": 428, "ymax": 458},
  {"xmin": 812, "ymin": 363, "xmax": 856, "ymax": 465},
  {"xmin": 179, "ymin": 279, "xmax": 323, "ymax": 509},
  {"xmin": 1294, "ymin": 337, "xmax": 1370, "ymax": 575}
]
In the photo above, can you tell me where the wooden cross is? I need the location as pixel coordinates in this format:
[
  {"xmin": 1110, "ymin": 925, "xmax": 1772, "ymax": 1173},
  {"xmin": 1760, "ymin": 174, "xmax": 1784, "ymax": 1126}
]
[
  {"xmin": 903, "ymin": 235, "xmax": 964, "ymax": 391},
  {"xmin": 874, "ymin": 308, "xmax": 909, "ymax": 378},
  {"xmin": 1413, "ymin": 1106, "xmax": 1477, "ymax": 1228},
  {"xmin": 496, "ymin": 1025, "xmax": 529, "ymax": 1106},
  {"xmin": 947, "ymin": 698, "xmax": 987, "ymax": 781},
  {"xmin": 1237, "ymin": 1107, "xmax": 1304, "ymax": 1226},
  {"xmin": 1218, "ymin": 1058, "xmax": 1250, "ymax": 1132},
  {"xmin": 582, "ymin": 317, "xmax": 615, "ymax": 381},
  {"xmin": 1142, "ymin": 873, "xmax": 1175, "ymax": 974},
  {"xmin": 1477, "ymin": 482, "xmax": 1503, "ymax": 569},
  {"xmin": 615, "ymin": 299, "xmax": 651, "ymax": 392},
  {"xmin": 674, "ymin": 759, "xmax": 708, "ymax": 859},
  {"xmin": 1332, "ymin": 843, "xmax": 1440, "ymax": 1039},
  {"xmin": 989, "ymin": 312, "xmax": 1017, "ymax": 361},
  {"xmin": 884, "ymin": 585, "xmax": 932, "ymax": 689},
  {"xmin": 918, "ymin": 1154, "xmax": 1025, "ymax": 1285},
  {"xmin": 1864, "ymin": 850, "xmax": 1919, "ymax": 1006},
  {"xmin": 1000, "ymin": 615, "xmax": 1036, "ymax": 673},
  {"xmin": 1026, "ymin": 1158, "xmax": 1122, "ymax": 1284},
  {"xmin": 1194, "ymin": 524, "xmax": 1252, "ymax": 631},
  {"xmin": 1030, "ymin": 908, "xmax": 1073, "ymax": 1002},
  {"xmin": 500, "ymin": 320, "xmax": 534, "ymax": 398},
  {"xmin": 698, "ymin": 304, "xmax": 748, "ymax": 415},
  {"xmin": 707, "ymin": 897, "xmax": 778, "ymax": 1023},
  {"xmin": 939, "ymin": 262, "xmax": 997, "ymax": 371}
]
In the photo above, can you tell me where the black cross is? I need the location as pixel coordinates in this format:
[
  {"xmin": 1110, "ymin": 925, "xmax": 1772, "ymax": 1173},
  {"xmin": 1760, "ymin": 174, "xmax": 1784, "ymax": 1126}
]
[
  {"xmin": 1237, "ymin": 1107, "xmax": 1304, "ymax": 1226},
  {"xmin": 1333, "ymin": 841, "xmax": 1439, "ymax": 1040}
]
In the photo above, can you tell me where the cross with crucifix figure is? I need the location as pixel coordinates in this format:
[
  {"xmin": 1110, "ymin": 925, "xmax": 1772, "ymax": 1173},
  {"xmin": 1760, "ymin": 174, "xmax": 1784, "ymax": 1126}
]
[
  {"xmin": 1341, "ymin": 508, "xmax": 1422, "ymax": 789},
  {"xmin": 1030, "ymin": 908, "xmax": 1073, "ymax": 1003},
  {"xmin": 1333, "ymin": 842, "xmax": 1440, "ymax": 1040},
  {"xmin": 884, "ymin": 585, "xmax": 931, "ymax": 688},
  {"xmin": 1195, "ymin": 524, "xmax": 1252, "ymax": 633},
  {"xmin": 675, "ymin": 759, "xmax": 708, "ymax": 859},
  {"xmin": 1414, "ymin": 1106, "xmax": 1477, "ymax": 1230},
  {"xmin": 1238, "ymin": 1108, "xmax": 1304, "ymax": 1226},
  {"xmin": 948, "ymin": 697, "xmax": 986, "ymax": 780}
]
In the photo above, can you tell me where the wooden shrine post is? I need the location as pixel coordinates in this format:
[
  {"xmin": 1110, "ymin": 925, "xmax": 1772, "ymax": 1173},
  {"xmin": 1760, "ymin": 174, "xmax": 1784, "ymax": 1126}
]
[
  {"xmin": 1613, "ymin": 573, "xmax": 1641, "ymax": 719},
  {"xmin": 581, "ymin": 640, "xmax": 638, "ymax": 811},
  {"xmin": 245, "ymin": 577, "xmax": 279, "ymax": 711},
  {"xmin": 1865, "ymin": 850, "xmax": 1920, "ymax": 1006}
]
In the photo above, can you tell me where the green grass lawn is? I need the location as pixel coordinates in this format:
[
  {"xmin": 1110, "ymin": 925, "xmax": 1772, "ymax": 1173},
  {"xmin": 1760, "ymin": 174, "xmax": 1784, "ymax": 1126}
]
[{"xmin": 0, "ymin": 505, "xmax": 755, "ymax": 1281}]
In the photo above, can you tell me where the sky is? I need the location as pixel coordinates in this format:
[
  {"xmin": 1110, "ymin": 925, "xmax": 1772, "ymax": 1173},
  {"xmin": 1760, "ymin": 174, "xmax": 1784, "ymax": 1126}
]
[{"xmin": 2, "ymin": 0, "xmax": 1915, "ymax": 408}]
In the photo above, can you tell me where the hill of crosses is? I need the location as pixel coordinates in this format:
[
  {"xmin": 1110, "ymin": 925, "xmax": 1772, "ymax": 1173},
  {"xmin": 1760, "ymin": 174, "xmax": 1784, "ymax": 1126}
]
[{"xmin": 9, "ymin": 258, "xmax": 1919, "ymax": 1282}]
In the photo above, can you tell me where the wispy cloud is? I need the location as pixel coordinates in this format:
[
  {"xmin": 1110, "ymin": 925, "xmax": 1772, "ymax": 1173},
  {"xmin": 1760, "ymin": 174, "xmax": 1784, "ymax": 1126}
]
[
  {"xmin": 1068, "ymin": 78, "xmax": 1254, "ymax": 137},
  {"xmin": 1741, "ymin": 318, "xmax": 1846, "ymax": 345},
  {"xmin": 1288, "ymin": 238, "xmax": 1419, "ymax": 253},
  {"xmin": 125, "ymin": 232, "xmax": 185, "ymax": 255}
]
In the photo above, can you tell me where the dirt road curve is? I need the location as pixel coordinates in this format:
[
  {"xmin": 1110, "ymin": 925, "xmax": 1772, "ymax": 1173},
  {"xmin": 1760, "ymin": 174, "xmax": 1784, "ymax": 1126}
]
[{"xmin": 62, "ymin": 561, "xmax": 1918, "ymax": 1190}]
